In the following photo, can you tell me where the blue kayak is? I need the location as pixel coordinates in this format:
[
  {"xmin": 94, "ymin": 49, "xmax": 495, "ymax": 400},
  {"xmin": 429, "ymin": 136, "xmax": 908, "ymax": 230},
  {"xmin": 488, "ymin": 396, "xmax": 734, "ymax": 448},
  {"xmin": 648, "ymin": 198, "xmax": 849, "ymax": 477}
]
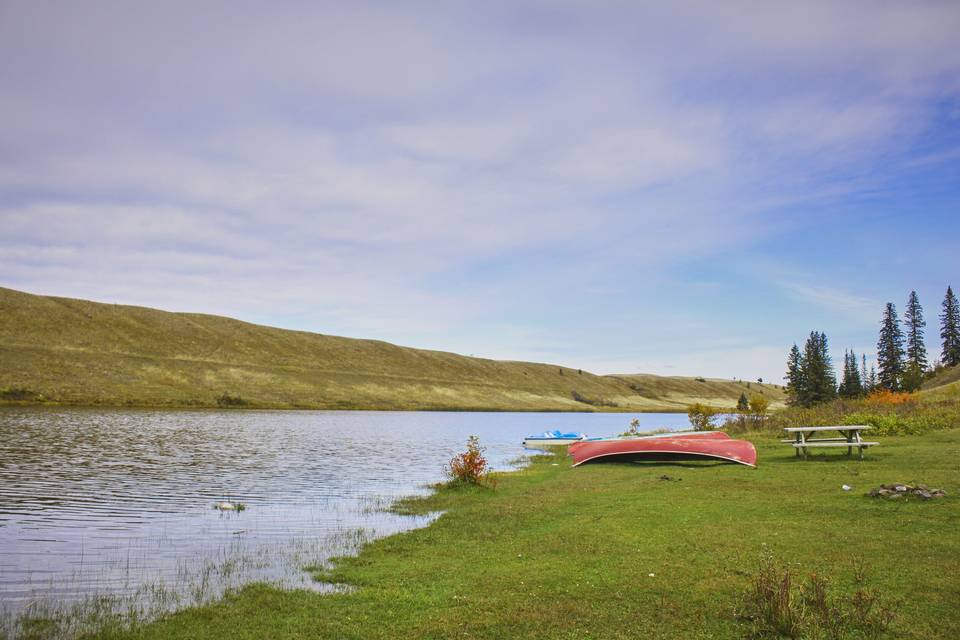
[{"xmin": 522, "ymin": 430, "xmax": 586, "ymax": 447}]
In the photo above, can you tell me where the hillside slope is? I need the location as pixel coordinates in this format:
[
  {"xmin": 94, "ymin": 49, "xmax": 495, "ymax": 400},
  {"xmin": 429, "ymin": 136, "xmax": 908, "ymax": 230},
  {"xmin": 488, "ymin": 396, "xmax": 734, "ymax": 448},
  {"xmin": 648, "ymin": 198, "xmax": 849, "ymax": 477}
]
[
  {"xmin": 920, "ymin": 365, "xmax": 960, "ymax": 403},
  {"xmin": 0, "ymin": 287, "xmax": 785, "ymax": 412}
]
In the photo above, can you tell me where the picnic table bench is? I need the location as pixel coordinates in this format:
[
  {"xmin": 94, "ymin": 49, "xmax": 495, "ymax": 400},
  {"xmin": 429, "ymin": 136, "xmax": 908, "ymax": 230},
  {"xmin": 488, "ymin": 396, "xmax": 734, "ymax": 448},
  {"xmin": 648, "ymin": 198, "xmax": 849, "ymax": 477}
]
[{"xmin": 782, "ymin": 425, "xmax": 878, "ymax": 460}]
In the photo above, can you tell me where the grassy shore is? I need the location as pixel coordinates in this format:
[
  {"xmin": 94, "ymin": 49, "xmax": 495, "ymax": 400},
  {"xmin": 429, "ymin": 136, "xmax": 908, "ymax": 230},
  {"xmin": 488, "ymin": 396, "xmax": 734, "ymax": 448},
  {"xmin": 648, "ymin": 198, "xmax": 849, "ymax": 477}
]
[
  {"xmin": 0, "ymin": 286, "xmax": 785, "ymax": 412},
  {"xmin": 93, "ymin": 429, "xmax": 959, "ymax": 640}
]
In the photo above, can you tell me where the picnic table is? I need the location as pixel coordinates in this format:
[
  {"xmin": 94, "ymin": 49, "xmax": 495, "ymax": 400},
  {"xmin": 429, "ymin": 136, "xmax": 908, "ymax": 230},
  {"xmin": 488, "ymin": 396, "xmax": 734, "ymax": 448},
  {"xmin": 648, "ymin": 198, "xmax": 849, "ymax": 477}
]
[{"xmin": 783, "ymin": 425, "xmax": 878, "ymax": 460}]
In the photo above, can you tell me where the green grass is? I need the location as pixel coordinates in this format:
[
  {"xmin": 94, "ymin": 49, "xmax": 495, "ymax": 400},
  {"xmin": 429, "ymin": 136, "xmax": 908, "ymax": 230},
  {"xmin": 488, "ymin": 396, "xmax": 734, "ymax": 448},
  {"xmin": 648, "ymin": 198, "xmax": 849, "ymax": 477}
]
[
  {"xmin": 93, "ymin": 429, "xmax": 959, "ymax": 639},
  {"xmin": 0, "ymin": 286, "xmax": 785, "ymax": 412}
]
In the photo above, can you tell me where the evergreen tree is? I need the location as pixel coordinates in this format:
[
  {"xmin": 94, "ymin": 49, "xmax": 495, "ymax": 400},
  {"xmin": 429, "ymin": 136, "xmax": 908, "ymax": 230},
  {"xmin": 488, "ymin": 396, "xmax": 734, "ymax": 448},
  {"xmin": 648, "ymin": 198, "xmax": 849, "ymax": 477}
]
[
  {"xmin": 903, "ymin": 291, "xmax": 927, "ymax": 391},
  {"xmin": 784, "ymin": 344, "xmax": 804, "ymax": 406},
  {"xmin": 838, "ymin": 350, "xmax": 863, "ymax": 398},
  {"xmin": 801, "ymin": 331, "xmax": 836, "ymax": 405},
  {"xmin": 877, "ymin": 302, "xmax": 905, "ymax": 391},
  {"xmin": 868, "ymin": 365, "xmax": 877, "ymax": 391},
  {"xmin": 737, "ymin": 392, "xmax": 749, "ymax": 411},
  {"xmin": 941, "ymin": 286, "xmax": 960, "ymax": 367},
  {"xmin": 860, "ymin": 353, "xmax": 870, "ymax": 394}
]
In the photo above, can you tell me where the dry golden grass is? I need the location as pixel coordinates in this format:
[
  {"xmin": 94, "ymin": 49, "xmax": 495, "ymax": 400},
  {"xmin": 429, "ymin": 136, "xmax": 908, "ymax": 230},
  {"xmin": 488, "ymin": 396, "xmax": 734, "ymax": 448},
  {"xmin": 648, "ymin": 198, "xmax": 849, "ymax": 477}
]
[{"xmin": 1, "ymin": 286, "xmax": 786, "ymax": 411}]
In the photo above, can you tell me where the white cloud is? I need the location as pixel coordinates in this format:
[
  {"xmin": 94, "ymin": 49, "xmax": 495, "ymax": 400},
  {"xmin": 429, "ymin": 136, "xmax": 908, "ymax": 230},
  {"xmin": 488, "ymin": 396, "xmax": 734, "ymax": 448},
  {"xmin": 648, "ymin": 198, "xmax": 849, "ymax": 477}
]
[{"xmin": 1, "ymin": 1, "xmax": 958, "ymax": 377}]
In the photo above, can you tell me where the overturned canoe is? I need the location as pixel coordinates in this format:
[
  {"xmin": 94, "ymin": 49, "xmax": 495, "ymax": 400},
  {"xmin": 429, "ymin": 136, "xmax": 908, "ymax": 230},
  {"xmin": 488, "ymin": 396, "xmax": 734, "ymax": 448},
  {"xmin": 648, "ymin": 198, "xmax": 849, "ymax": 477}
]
[{"xmin": 569, "ymin": 434, "xmax": 757, "ymax": 467}]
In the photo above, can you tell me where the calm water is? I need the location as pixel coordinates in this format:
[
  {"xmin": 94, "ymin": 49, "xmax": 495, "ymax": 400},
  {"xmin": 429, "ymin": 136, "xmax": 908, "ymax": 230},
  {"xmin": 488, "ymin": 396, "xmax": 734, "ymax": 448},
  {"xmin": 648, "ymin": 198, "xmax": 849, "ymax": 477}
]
[{"xmin": 0, "ymin": 408, "xmax": 690, "ymax": 628}]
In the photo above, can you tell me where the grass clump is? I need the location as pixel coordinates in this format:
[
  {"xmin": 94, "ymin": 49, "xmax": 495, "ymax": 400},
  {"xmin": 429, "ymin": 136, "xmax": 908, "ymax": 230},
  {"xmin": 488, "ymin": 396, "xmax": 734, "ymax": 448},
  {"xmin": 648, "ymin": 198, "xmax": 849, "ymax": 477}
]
[{"xmin": 737, "ymin": 558, "xmax": 898, "ymax": 639}]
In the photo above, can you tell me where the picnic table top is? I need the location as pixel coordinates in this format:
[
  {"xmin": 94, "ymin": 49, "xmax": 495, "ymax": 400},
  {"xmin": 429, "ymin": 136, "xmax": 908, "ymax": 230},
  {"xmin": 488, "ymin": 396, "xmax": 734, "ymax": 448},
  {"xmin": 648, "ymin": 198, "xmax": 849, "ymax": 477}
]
[{"xmin": 783, "ymin": 425, "xmax": 872, "ymax": 433}]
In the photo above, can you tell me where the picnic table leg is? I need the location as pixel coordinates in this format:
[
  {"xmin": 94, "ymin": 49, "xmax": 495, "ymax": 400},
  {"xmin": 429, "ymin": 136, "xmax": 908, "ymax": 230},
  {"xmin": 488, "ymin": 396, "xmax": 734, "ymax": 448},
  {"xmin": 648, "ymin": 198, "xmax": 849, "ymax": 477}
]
[
  {"xmin": 801, "ymin": 433, "xmax": 807, "ymax": 461},
  {"xmin": 795, "ymin": 433, "xmax": 801, "ymax": 458},
  {"xmin": 855, "ymin": 430, "xmax": 864, "ymax": 461},
  {"xmin": 844, "ymin": 430, "xmax": 852, "ymax": 457}
]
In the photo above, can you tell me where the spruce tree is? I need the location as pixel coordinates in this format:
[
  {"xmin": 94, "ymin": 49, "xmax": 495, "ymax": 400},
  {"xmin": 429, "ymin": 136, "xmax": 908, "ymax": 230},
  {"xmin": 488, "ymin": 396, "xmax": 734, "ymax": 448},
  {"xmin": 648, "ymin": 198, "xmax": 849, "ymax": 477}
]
[
  {"xmin": 877, "ymin": 302, "xmax": 905, "ymax": 391},
  {"xmin": 839, "ymin": 350, "xmax": 863, "ymax": 398},
  {"xmin": 903, "ymin": 291, "xmax": 927, "ymax": 391},
  {"xmin": 802, "ymin": 331, "xmax": 836, "ymax": 405},
  {"xmin": 737, "ymin": 392, "xmax": 749, "ymax": 411},
  {"xmin": 838, "ymin": 350, "xmax": 851, "ymax": 398},
  {"xmin": 784, "ymin": 344, "xmax": 804, "ymax": 406},
  {"xmin": 941, "ymin": 286, "xmax": 960, "ymax": 367},
  {"xmin": 860, "ymin": 354, "xmax": 870, "ymax": 394}
]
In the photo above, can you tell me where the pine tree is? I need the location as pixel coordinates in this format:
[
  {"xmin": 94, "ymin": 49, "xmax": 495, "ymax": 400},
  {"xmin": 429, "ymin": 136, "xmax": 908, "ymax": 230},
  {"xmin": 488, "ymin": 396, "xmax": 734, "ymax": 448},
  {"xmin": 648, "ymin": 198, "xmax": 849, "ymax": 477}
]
[
  {"xmin": 868, "ymin": 365, "xmax": 877, "ymax": 391},
  {"xmin": 737, "ymin": 392, "xmax": 749, "ymax": 411},
  {"xmin": 877, "ymin": 302, "xmax": 905, "ymax": 391},
  {"xmin": 902, "ymin": 291, "xmax": 927, "ymax": 391},
  {"xmin": 784, "ymin": 344, "xmax": 804, "ymax": 406},
  {"xmin": 941, "ymin": 286, "xmax": 960, "ymax": 367}
]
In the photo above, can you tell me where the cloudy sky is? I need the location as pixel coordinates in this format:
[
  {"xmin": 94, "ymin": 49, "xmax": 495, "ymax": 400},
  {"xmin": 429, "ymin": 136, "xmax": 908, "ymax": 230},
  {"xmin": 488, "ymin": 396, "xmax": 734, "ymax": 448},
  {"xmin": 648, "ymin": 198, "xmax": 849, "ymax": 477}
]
[{"xmin": 2, "ymin": 1, "xmax": 959, "ymax": 382}]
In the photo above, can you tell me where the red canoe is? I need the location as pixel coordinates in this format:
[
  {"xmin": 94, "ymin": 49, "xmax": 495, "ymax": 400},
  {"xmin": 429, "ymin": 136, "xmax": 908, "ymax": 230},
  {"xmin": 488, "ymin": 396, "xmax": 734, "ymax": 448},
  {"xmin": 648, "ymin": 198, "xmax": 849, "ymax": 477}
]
[
  {"xmin": 567, "ymin": 431, "xmax": 731, "ymax": 455},
  {"xmin": 569, "ymin": 434, "xmax": 757, "ymax": 468}
]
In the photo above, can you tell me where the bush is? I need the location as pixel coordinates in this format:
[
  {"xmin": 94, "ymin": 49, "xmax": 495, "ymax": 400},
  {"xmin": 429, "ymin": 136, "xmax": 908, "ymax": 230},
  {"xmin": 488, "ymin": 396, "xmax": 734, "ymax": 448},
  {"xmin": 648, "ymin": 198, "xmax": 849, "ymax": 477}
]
[
  {"xmin": 446, "ymin": 435, "xmax": 493, "ymax": 487},
  {"xmin": 687, "ymin": 403, "xmax": 718, "ymax": 431},
  {"xmin": 0, "ymin": 387, "xmax": 40, "ymax": 401},
  {"xmin": 216, "ymin": 393, "xmax": 249, "ymax": 408}
]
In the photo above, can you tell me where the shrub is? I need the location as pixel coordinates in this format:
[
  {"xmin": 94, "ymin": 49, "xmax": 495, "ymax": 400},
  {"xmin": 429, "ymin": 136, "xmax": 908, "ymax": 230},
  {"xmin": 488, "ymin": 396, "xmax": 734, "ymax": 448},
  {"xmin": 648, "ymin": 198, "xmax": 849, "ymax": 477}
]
[
  {"xmin": 571, "ymin": 390, "xmax": 618, "ymax": 407},
  {"xmin": 0, "ymin": 387, "xmax": 40, "ymax": 401},
  {"xmin": 216, "ymin": 393, "xmax": 249, "ymax": 408},
  {"xmin": 446, "ymin": 435, "xmax": 493, "ymax": 487},
  {"xmin": 864, "ymin": 389, "xmax": 916, "ymax": 407},
  {"xmin": 687, "ymin": 403, "xmax": 718, "ymax": 431}
]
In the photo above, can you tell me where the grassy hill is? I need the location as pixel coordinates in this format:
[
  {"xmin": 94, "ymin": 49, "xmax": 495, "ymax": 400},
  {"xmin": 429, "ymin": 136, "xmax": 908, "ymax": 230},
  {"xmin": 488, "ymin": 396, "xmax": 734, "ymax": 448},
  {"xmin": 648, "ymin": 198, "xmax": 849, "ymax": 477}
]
[
  {"xmin": 0, "ymin": 287, "xmax": 786, "ymax": 412},
  {"xmin": 920, "ymin": 364, "xmax": 960, "ymax": 403}
]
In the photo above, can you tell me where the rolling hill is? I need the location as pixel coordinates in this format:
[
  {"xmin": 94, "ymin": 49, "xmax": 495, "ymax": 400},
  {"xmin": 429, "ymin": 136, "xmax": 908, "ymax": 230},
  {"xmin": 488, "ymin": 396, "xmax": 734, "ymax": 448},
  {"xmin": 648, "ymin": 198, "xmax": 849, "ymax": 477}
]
[{"xmin": 0, "ymin": 287, "xmax": 786, "ymax": 412}]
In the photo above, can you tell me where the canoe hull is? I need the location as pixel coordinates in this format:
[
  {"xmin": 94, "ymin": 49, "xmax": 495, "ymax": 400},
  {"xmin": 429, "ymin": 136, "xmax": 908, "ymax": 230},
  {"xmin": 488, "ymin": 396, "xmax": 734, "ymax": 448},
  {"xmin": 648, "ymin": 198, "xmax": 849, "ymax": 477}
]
[{"xmin": 570, "ymin": 436, "xmax": 757, "ymax": 467}]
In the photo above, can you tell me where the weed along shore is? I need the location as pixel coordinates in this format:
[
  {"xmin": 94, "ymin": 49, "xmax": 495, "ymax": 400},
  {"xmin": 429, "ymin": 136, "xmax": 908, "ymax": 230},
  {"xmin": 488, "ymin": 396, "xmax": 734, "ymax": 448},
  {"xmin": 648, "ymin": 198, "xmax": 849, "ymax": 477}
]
[{"xmin": 100, "ymin": 430, "xmax": 960, "ymax": 640}]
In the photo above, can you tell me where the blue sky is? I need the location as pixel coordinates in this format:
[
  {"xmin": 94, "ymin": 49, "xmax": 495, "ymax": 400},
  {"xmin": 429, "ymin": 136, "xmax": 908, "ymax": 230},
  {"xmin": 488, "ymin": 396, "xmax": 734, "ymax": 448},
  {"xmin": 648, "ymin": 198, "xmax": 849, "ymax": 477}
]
[{"xmin": 1, "ymin": 1, "xmax": 958, "ymax": 383}]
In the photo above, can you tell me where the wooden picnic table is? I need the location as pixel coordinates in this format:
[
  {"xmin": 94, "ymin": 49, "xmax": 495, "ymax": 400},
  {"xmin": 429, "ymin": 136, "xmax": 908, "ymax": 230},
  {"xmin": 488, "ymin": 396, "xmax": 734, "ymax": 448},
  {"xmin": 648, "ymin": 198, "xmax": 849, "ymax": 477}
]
[{"xmin": 783, "ymin": 425, "xmax": 878, "ymax": 460}]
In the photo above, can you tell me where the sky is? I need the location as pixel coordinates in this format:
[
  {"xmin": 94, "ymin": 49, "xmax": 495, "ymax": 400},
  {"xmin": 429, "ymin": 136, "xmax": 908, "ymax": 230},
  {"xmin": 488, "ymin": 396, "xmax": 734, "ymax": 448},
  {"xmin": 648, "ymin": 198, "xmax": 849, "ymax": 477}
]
[{"xmin": 1, "ymin": 1, "xmax": 959, "ymax": 383}]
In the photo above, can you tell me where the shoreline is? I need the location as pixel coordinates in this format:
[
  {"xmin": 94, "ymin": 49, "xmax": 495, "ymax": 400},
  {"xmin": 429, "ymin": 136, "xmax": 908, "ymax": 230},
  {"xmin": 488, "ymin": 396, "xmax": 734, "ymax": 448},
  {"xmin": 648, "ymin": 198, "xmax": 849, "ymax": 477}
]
[{"xmin": 0, "ymin": 401, "xmax": 696, "ymax": 414}]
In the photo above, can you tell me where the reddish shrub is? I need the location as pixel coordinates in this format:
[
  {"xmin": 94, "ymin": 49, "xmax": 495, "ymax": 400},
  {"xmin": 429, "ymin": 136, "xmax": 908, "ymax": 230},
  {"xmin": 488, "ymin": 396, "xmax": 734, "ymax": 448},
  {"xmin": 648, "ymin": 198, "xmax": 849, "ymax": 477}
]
[
  {"xmin": 447, "ymin": 435, "xmax": 493, "ymax": 486},
  {"xmin": 864, "ymin": 389, "xmax": 916, "ymax": 407}
]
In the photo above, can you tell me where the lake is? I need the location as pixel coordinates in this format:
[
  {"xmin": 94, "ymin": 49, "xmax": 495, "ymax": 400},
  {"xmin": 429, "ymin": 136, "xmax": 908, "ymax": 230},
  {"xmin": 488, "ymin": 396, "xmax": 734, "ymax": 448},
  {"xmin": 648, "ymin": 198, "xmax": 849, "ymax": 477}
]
[{"xmin": 0, "ymin": 408, "xmax": 692, "ymax": 632}]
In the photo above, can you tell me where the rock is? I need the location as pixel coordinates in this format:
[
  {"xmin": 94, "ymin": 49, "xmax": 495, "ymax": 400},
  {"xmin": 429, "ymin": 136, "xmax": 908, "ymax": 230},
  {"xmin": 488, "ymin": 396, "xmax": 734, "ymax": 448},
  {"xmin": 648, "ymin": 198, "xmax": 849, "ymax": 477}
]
[
  {"xmin": 894, "ymin": 485, "xmax": 908, "ymax": 492},
  {"xmin": 842, "ymin": 484, "xmax": 852, "ymax": 491},
  {"xmin": 215, "ymin": 501, "xmax": 237, "ymax": 511},
  {"xmin": 887, "ymin": 493, "xmax": 903, "ymax": 500}
]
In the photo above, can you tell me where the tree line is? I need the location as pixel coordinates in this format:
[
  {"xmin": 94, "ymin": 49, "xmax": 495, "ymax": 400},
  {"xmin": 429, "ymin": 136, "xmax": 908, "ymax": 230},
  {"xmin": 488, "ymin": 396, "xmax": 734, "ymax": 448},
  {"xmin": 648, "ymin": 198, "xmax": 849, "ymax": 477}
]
[{"xmin": 784, "ymin": 286, "xmax": 960, "ymax": 407}]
